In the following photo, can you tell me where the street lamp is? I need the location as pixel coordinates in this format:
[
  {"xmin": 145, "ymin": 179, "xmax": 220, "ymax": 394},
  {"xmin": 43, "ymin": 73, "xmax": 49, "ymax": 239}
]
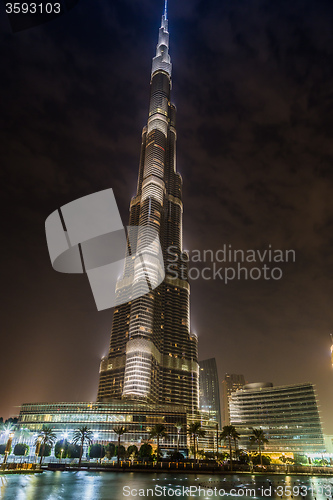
[
  {"xmin": 60, "ymin": 449, "xmax": 64, "ymax": 463},
  {"xmin": 35, "ymin": 436, "xmax": 42, "ymax": 463},
  {"xmin": 3, "ymin": 432, "xmax": 15, "ymax": 465}
]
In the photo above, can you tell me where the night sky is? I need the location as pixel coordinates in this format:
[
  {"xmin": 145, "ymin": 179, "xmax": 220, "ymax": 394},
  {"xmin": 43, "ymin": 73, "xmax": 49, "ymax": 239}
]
[{"xmin": 1, "ymin": 0, "xmax": 333, "ymax": 434}]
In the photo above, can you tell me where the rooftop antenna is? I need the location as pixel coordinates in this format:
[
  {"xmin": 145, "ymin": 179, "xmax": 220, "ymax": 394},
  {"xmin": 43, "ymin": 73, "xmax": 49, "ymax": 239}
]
[{"xmin": 164, "ymin": 0, "xmax": 168, "ymax": 18}]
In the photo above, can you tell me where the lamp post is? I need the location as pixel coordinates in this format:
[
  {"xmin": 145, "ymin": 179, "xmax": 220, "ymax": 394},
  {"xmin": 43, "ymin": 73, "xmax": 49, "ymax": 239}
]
[
  {"xmin": 3, "ymin": 432, "xmax": 15, "ymax": 465},
  {"xmin": 35, "ymin": 436, "xmax": 42, "ymax": 464},
  {"xmin": 60, "ymin": 449, "xmax": 64, "ymax": 463}
]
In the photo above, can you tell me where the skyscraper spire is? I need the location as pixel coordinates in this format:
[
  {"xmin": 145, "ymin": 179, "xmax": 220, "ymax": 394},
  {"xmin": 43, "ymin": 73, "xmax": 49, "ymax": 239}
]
[{"xmin": 152, "ymin": 0, "xmax": 171, "ymax": 76}]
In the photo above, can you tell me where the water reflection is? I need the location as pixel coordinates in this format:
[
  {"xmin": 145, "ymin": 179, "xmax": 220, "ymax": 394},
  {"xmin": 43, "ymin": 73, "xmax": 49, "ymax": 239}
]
[{"xmin": 1, "ymin": 472, "xmax": 333, "ymax": 500}]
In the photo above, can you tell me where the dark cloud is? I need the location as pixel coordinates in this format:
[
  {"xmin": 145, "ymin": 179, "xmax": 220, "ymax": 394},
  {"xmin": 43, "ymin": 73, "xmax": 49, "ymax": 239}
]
[{"xmin": 1, "ymin": 0, "xmax": 333, "ymax": 434}]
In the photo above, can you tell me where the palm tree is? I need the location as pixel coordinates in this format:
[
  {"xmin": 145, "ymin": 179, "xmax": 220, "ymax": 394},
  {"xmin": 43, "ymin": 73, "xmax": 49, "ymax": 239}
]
[
  {"xmin": 149, "ymin": 424, "xmax": 168, "ymax": 464},
  {"xmin": 187, "ymin": 422, "xmax": 206, "ymax": 464},
  {"xmin": 249, "ymin": 428, "xmax": 268, "ymax": 466},
  {"xmin": 220, "ymin": 425, "xmax": 240, "ymax": 471},
  {"xmin": 72, "ymin": 426, "xmax": 93, "ymax": 467},
  {"xmin": 34, "ymin": 425, "xmax": 57, "ymax": 465},
  {"xmin": 113, "ymin": 425, "xmax": 128, "ymax": 465},
  {"xmin": 0, "ymin": 422, "xmax": 15, "ymax": 440},
  {"xmin": 175, "ymin": 422, "xmax": 183, "ymax": 453}
]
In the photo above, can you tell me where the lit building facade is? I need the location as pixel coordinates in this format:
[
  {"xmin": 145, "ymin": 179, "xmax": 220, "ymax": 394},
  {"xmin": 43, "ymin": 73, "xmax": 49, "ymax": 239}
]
[
  {"xmin": 221, "ymin": 373, "xmax": 245, "ymax": 426},
  {"xmin": 229, "ymin": 382, "xmax": 325, "ymax": 454},
  {"xmin": 15, "ymin": 401, "xmax": 187, "ymax": 456},
  {"xmin": 16, "ymin": 401, "xmax": 220, "ymax": 455},
  {"xmin": 199, "ymin": 358, "xmax": 221, "ymax": 429},
  {"xmin": 97, "ymin": 1, "xmax": 199, "ymax": 414}
]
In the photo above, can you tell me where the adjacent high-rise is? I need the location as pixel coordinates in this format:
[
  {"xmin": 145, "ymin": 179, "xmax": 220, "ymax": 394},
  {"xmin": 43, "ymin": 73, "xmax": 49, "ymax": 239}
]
[
  {"xmin": 221, "ymin": 373, "xmax": 245, "ymax": 426},
  {"xmin": 97, "ymin": 1, "xmax": 199, "ymax": 413},
  {"xmin": 199, "ymin": 358, "xmax": 221, "ymax": 428}
]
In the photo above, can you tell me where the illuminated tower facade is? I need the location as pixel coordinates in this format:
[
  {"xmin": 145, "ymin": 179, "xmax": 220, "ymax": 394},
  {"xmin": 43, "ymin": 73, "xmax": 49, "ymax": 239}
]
[
  {"xmin": 222, "ymin": 373, "xmax": 245, "ymax": 426},
  {"xmin": 199, "ymin": 358, "xmax": 222, "ymax": 428},
  {"xmin": 97, "ymin": 2, "xmax": 199, "ymax": 413}
]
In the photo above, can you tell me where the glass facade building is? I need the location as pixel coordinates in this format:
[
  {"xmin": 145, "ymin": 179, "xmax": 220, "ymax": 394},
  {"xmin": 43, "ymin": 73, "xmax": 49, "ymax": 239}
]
[
  {"xmin": 16, "ymin": 401, "xmax": 219, "ymax": 454},
  {"xmin": 97, "ymin": 2, "xmax": 199, "ymax": 413},
  {"xmin": 229, "ymin": 382, "xmax": 325, "ymax": 454},
  {"xmin": 199, "ymin": 358, "xmax": 221, "ymax": 429},
  {"xmin": 17, "ymin": 401, "xmax": 187, "ymax": 452}
]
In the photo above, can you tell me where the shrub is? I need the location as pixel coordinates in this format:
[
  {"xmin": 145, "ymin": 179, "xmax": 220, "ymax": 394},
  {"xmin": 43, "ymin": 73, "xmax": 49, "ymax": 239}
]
[
  {"xmin": 139, "ymin": 443, "xmax": 153, "ymax": 461},
  {"xmin": 39, "ymin": 444, "xmax": 51, "ymax": 457},
  {"xmin": 294, "ymin": 454, "xmax": 309, "ymax": 465},
  {"xmin": 252, "ymin": 453, "xmax": 271, "ymax": 465},
  {"xmin": 54, "ymin": 439, "xmax": 70, "ymax": 459},
  {"xmin": 127, "ymin": 445, "xmax": 138, "ymax": 459},
  {"xmin": 105, "ymin": 442, "xmax": 115, "ymax": 459},
  {"xmin": 115, "ymin": 445, "xmax": 126, "ymax": 459},
  {"xmin": 89, "ymin": 444, "xmax": 105, "ymax": 459},
  {"xmin": 13, "ymin": 443, "xmax": 29, "ymax": 456},
  {"xmin": 170, "ymin": 451, "xmax": 184, "ymax": 461},
  {"xmin": 67, "ymin": 444, "xmax": 81, "ymax": 459},
  {"xmin": 0, "ymin": 444, "xmax": 9, "ymax": 455}
]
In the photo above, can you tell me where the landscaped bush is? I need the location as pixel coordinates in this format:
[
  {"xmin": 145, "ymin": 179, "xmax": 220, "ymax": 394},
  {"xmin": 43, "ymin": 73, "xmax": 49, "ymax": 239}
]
[
  {"xmin": 67, "ymin": 444, "xmax": 81, "ymax": 459},
  {"xmin": 115, "ymin": 445, "xmax": 126, "ymax": 459},
  {"xmin": 294, "ymin": 454, "xmax": 308, "ymax": 465},
  {"xmin": 105, "ymin": 443, "xmax": 115, "ymax": 459},
  {"xmin": 252, "ymin": 453, "xmax": 271, "ymax": 465},
  {"xmin": 0, "ymin": 444, "xmax": 8, "ymax": 455},
  {"xmin": 89, "ymin": 444, "xmax": 105, "ymax": 459},
  {"xmin": 54, "ymin": 439, "xmax": 70, "ymax": 459},
  {"xmin": 127, "ymin": 445, "xmax": 138, "ymax": 459},
  {"xmin": 139, "ymin": 443, "xmax": 153, "ymax": 461},
  {"xmin": 38, "ymin": 444, "xmax": 51, "ymax": 457},
  {"xmin": 170, "ymin": 451, "xmax": 184, "ymax": 461},
  {"xmin": 13, "ymin": 443, "xmax": 29, "ymax": 456}
]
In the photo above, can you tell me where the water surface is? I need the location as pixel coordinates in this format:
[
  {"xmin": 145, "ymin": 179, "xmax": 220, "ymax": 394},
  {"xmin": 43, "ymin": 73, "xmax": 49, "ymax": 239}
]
[{"xmin": 1, "ymin": 472, "xmax": 333, "ymax": 500}]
